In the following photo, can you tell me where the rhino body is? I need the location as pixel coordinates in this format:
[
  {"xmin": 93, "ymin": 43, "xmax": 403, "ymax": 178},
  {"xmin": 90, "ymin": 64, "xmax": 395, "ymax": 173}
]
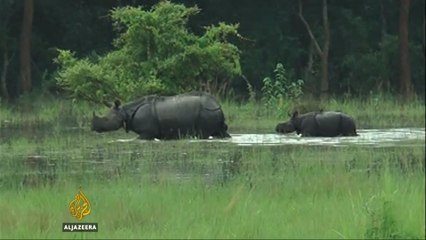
[
  {"xmin": 92, "ymin": 91, "xmax": 230, "ymax": 140},
  {"xmin": 275, "ymin": 111, "xmax": 358, "ymax": 137}
]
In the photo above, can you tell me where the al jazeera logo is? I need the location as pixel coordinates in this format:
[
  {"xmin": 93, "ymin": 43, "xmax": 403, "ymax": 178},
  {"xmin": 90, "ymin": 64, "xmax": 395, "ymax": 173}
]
[{"xmin": 62, "ymin": 189, "xmax": 98, "ymax": 232}]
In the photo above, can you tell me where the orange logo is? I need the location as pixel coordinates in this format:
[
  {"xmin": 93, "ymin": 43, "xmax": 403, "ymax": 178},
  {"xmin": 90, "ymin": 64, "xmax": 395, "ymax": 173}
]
[{"xmin": 69, "ymin": 189, "xmax": 92, "ymax": 220}]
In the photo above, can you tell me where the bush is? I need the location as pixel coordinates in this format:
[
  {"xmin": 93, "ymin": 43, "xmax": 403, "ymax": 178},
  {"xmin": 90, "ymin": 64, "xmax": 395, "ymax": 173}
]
[{"xmin": 54, "ymin": 1, "xmax": 242, "ymax": 104}]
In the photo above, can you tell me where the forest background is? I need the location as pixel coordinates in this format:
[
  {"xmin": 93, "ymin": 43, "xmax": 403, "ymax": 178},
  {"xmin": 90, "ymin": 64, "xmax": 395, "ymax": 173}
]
[
  {"xmin": 0, "ymin": 2, "xmax": 424, "ymax": 238},
  {"xmin": 0, "ymin": 0, "xmax": 424, "ymax": 104}
]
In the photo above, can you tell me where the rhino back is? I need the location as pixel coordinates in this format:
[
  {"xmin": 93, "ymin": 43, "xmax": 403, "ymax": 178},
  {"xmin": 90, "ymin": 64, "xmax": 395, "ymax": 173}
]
[
  {"xmin": 315, "ymin": 112, "xmax": 341, "ymax": 127},
  {"xmin": 200, "ymin": 94, "xmax": 221, "ymax": 111},
  {"xmin": 155, "ymin": 95, "xmax": 202, "ymax": 130},
  {"xmin": 315, "ymin": 112, "xmax": 346, "ymax": 136},
  {"xmin": 122, "ymin": 95, "xmax": 155, "ymax": 113},
  {"xmin": 296, "ymin": 112, "xmax": 315, "ymax": 128}
]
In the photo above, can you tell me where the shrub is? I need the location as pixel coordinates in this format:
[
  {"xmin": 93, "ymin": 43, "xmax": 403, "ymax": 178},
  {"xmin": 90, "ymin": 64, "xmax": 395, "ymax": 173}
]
[{"xmin": 54, "ymin": 1, "xmax": 242, "ymax": 104}]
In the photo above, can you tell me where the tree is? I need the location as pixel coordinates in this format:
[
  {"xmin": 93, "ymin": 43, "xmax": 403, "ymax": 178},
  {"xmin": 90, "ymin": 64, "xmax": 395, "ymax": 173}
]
[
  {"xmin": 19, "ymin": 0, "xmax": 34, "ymax": 93},
  {"xmin": 298, "ymin": 0, "xmax": 330, "ymax": 100},
  {"xmin": 0, "ymin": 0, "xmax": 15, "ymax": 101},
  {"xmin": 399, "ymin": 0, "xmax": 411, "ymax": 99},
  {"xmin": 0, "ymin": 0, "xmax": 423, "ymax": 99},
  {"xmin": 379, "ymin": 0, "xmax": 391, "ymax": 92},
  {"xmin": 1, "ymin": 47, "xmax": 12, "ymax": 101},
  {"xmin": 55, "ymin": 1, "xmax": 242, "ymax": 104},
  {"xmin": 423, "ymin": 15, "xmax": 425, "ymax": 57}
]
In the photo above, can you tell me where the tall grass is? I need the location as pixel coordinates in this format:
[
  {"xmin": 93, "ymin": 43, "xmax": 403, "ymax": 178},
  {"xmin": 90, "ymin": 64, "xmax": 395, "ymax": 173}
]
[{"xmin": 0, "ymin": 146, "xmax": 424, "ymax": 239}]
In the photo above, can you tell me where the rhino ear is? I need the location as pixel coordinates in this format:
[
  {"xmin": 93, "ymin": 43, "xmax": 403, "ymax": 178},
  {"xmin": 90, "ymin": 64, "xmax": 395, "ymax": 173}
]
[
  {"xmin": 114, "ymin": 100, "xmax": 121, "ymax": 109},
  {"xmin": 292, "ymin": 110, "xmax": 299, "ymax": 118}
]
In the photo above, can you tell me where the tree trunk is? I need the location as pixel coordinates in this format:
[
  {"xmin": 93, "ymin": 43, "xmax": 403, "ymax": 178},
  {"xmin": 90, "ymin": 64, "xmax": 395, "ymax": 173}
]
[
  {"xmin": 320, "ymin": 53, "xmax": 329, "ymax": 100},
  {"xmin": 303, "ymin": 39, "xmax": 315, "ymax": 95},
  {"xmin": 423, "ymin": 16, "xmax": 425, "ymax": 57},
  {"xmin": 399, "ymin": 0, "xmax": 411, "ymax": 100},
  {"xmin": 379, "ymin": 0, "xmax": 390, "ymax": 91},
  {"xmin": 379, "ymin": 0, "xmax": 387, "ymax": 41},
  {"xmin": 298, "ymin": 0, "xmax": 330, "ymax": 100},
  {"xmin": 320, "ymin": 0, "xmax": 330, "ymax": 100},
  {"xmin": 19, "ymin": 0, "xmax": 34, "ymax": 94},
  {"xmin": 1, "ymin": 52, "xmax": 10, "ymax": 100}
]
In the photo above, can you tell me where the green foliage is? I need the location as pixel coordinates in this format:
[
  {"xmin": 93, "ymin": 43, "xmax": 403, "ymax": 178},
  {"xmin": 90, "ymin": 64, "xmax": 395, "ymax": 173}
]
[
  {"xmin": 364, "ymin": 167, "xmax": 419, "ymax": 240},
  {"xmin": 364, "ymin": 199, "xmax": 411, "ymax": 239},
  {"xmin": 261, "ymin": 63, "xmax": 303, "ymax": 116},
  {"xmin": 2, "ymin": 0, "xmax": 426, "ymax": 99},
  {"xmin": 54, "ymin": 1, "xmax": 242, "ymax": 103},
  {"xmin": 341, "ymin": 35, "xmax": 399, "ymax": 95},
  {"xmin": 55, "ymin": 50, "xmax": 115, "ymax": 104}
]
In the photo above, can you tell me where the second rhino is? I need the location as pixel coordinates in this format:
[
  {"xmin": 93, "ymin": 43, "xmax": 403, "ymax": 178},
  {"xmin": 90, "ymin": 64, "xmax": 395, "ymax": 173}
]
[{"xmin": 275, "ymin": 110, "xmax": 358, "ymax": 137}]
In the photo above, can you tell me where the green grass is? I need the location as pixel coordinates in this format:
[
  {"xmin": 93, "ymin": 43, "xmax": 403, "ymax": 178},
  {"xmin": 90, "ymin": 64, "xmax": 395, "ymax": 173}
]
[
  {"xmin": 1, "ymin": 172, "xmax": 423, "ymax": 239},
  {"xmin": 0, "ymin": 135, "xmax": 424, "ymax": 239},
  {"xmin": 0, "ymin": 95, "xmax": 424, "ymax": 239}
]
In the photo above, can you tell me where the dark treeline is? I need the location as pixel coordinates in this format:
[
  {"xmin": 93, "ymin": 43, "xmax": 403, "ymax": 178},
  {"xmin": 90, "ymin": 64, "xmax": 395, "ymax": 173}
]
[{"xmin": 0, "ymin": 0, "xmax": 424, "ymax": 101}]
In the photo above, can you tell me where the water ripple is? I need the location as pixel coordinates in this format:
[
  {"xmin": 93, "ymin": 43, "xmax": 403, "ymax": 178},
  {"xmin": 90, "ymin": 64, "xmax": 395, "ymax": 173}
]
[
  {"xmin": 226, "ymin": 128, "xmax": 425, "ymax": 147},
  {"xmin": 111, "ymin": 128, "xmax": 425, "ymax": 147}
]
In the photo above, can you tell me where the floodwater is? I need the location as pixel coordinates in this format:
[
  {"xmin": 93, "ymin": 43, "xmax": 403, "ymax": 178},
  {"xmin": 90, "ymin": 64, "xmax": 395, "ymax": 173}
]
[
  {"xmin": 0, "ymin": 126, "xmax": 424, "ymax": 188},
  {"xmin": 113, "ymin": 128, "xmax": 425, "ymax": 147}
]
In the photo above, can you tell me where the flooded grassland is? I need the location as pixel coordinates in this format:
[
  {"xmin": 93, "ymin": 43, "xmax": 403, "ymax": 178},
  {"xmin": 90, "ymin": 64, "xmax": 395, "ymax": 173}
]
[{"xmin": 0, "ymin": 99, "xmax": 425, "ymax": 239}]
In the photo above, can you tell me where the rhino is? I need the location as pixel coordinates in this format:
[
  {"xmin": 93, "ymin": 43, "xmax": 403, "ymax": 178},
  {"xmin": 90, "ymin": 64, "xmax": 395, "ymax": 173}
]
[
  {"xmin": 91, "ymin": 91, "xmax": 231, "ymax": 140},
  {"xmin": 275, "ymin": 110, "xmax": 358, "ymax": 137}
]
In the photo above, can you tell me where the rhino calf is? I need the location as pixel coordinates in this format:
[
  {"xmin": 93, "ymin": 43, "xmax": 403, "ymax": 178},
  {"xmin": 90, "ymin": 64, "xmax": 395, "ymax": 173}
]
[
  {"xmin": 92, "ymin": 91, "xmax": 230, "ymax": 140},
  {"xmin": 276, "ymin": 110, "xmax": 358, "ymax": 137}
]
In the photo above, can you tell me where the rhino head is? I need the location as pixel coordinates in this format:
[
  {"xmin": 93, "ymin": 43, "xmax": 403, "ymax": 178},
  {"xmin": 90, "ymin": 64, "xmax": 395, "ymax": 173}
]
[
  {"xmin": 275, "ymin": 121, "xmax": 296, "ymax": 133},
  {"xmin": 91, "ymin": 100, "xmax": 127, "ymax": 133},
  {"xmin": 275, "ymin": 111, "xmax": 299, "ymax": 134}
]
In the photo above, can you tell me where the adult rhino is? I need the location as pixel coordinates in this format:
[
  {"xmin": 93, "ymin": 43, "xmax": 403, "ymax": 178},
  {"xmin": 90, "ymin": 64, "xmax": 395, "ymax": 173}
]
[
  {"xmin": 275, "ymin": 110, "xmax": 358, "ymax": 137},
  {"xmin": 91, "ymin": 91, "xmax": 231, "ymax": 140}
]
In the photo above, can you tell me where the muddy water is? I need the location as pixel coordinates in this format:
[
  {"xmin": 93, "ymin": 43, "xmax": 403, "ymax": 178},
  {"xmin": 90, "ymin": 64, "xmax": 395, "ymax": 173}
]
[{"xmin": 114, "ymin": 128, "xmax": 425, "ymax": 147}]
